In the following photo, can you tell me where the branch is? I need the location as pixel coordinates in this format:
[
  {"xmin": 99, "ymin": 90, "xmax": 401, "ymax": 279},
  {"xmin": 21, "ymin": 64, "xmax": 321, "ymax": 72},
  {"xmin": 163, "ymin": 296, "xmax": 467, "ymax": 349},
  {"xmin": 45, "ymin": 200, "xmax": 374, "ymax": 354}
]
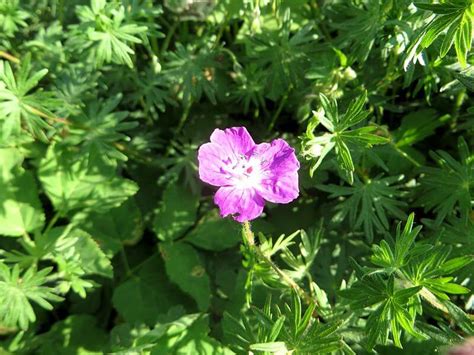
[{"xmin": 242, "ymin": 221, "xmax": 315, "ymax": 307}]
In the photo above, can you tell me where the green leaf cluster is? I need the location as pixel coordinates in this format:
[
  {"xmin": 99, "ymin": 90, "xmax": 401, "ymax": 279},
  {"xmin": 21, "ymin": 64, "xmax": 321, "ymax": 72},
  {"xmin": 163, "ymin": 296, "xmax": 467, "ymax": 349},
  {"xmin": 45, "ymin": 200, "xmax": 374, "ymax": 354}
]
[{"xmin": 0, "ymin": 0, "xmax": 473, "ymax": 353}]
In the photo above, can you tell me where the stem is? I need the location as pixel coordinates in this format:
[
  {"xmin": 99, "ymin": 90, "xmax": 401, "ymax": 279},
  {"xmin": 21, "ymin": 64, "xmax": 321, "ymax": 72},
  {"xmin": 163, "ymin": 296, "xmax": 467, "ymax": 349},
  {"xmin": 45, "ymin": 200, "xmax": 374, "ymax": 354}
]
[
  {"xmin": 391, "ymin": 143, "xmax": 422, "ymax": 168},
  {"xmin": 242, "ymin": 221, "xmax": 255, "ymax": 246},
  {"xmin": 176, "ymin": 101, "xmax": 192, "ymax": 134},
  {"xmin": 268, "ymin": 89, "xmax": 290, "ymax": 132},
  {"xmin": 160, "ymin": 21, "xmax": 178, "ymax": 57},
  {"xmin": 120, "ymin": 247, "xmax": 132, "ymax": 277},
  {"xmin": 451, "ymin": 89, "xmax": 466, "ymax": 128},
  {"xmin": 22, "ymin": 231, "xmax": 33, "ymax": 245},
  {"xmin": 0, "ymin": 51, "xmax": 20, "ymax": 64},
  {"xmin": 242, "ymin": 222, "xmax": 315, "ymax": 306},
  {"xmin": 24, "ymin": 104, "xmax": 71, "ymax": 125},
  {"xmin": 43, "ymin": 211, "xmax": 61, "ymax": 235},
  {"xmin": 375, "ymin": 124, "xmax": 422, "ymax": 168},
  {"xmin": 396, "ymin": 271, "xmax": 449, "ymax": 314}
]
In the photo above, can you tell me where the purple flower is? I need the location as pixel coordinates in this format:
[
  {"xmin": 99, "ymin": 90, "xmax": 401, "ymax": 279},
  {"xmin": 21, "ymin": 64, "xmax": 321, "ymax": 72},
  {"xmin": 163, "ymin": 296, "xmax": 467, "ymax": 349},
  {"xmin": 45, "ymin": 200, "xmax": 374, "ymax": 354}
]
[{"xmin": 198, "ymin": 127, "xmax": 300, "ymax": 222}]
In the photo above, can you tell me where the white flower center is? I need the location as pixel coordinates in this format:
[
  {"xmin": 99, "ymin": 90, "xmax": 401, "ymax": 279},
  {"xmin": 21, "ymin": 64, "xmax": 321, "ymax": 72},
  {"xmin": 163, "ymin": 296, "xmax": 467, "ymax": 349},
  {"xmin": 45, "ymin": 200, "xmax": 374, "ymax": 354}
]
[{"xmin": 226, "ymin": 155, "xmax": 263, "ymax": 189}]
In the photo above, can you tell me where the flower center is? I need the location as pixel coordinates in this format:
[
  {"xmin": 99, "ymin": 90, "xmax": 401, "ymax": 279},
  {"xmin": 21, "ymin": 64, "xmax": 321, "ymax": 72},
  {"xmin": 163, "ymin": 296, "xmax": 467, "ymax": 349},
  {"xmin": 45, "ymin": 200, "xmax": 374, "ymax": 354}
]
[{"xmin": 223, "ymin": 154, "xmax": 262, "ymax": 188}]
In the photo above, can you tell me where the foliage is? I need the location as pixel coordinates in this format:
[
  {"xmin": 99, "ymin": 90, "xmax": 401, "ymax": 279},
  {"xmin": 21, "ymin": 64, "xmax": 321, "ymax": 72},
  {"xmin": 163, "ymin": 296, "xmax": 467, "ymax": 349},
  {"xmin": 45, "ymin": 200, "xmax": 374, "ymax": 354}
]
[{"xmin": 0, "ymin": 0, "xmax": 473, "ymax": 354}]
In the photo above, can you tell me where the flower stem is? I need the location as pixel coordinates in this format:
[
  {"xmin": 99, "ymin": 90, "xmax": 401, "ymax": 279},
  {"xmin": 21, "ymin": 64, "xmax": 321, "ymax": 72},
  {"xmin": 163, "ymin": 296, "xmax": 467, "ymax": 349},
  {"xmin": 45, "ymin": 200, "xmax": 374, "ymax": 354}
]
[
  {"xmin": 241, "ymin": 221, "xmax": 315, "ymax": 306},
  {"xmin": 120, "ymin": 247, "xmax": 132, "ymax": 278},
  {"xmin": 43, "ymin": 211, "xmax": 61, "ymax": 236},
  {"xmin": 0, "ymin": 51, "xmax": 20, "ymax": 64}
]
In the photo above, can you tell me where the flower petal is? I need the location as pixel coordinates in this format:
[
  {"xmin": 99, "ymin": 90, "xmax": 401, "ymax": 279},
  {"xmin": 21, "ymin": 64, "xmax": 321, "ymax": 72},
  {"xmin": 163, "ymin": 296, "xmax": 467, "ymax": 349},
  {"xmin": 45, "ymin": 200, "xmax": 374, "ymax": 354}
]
[
  {"xmin": 253, "ymin": 139, "xmax": 300, "ymax": 203},
  {"xmin": 198, "ymin": 127, "xmax": 256, "ymax": 187},
  {"xmin": 210, "ymin": 126, "xmax": 256, "ymax": 157},
  {"xmin": 214, "ymin": 186, "xmax": 264, "ymax": 222},
  {"xmin": 197, "ymin": 143, "xmax": 232, "ymax": 186}
]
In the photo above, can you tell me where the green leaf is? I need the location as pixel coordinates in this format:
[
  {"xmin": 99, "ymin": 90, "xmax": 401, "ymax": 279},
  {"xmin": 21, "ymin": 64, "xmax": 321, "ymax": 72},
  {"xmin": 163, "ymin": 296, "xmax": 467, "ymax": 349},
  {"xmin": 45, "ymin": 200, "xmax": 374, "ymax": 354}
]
[
  {"xmin": 442, "ymin": 300, "xmax": 474, "ymax": 334},
  {"xmin": 0, "ymin": 0, "xmax": 29, "ymax": 37},
  {"xmin": 153, "ymin": 183, "xmax": 198, "ymax": 242},
  {"xmin": 418, "ymin": 137, "xmax": 473, "ymax": 225},
  {"xmin": 65, "ymin": 95, "xmax": 137, "ymax": 162},
  {"xmin": 394, "ymin": 109, "xmax": 448, "ymax": 147},
  {"xmin": 250, "ymin": 342, "xmax": 288, "ymax": 352},
  {"xmin": 394, "ymin": 213, "xmax": 422, "ymax": 267},
  {"xmin": 47, "ymin": 227, "xmax": 113, "ymax": 279},
  {"xmin": 75, "ymin": 198, "xmax": 144, "ymax": 257},
  {"xmin": 112, "ymin": 255, "xmax": 190, "ymax": 325},
  {"xmin": 316, "ymin": 95, "xmax": 336, "ymax": 132},
  {"xmin": 0, "ymin": 263, "xmax": 63, "ymax": 330},
  {"xmin": 318, "ymin": 175, "xmax": 406, "ymax": 242},
  {"xmin": 185, "ymin": 211, "xmax": 240, "ymax": 251},
  {"xmin": 455, "ymin": 66, "xmax": 474, "ymax": 91},
  {"xmin": 339, "ymin": 91, "xmax": 369, "ymax": 130},
  {"xmin": 405, "ymin": 1, "xmax": 472, "ymax": 68},
  {"xmin": 136, "ymin": 314, "xmax": 234, "ymax": 354},
  {"xmin": 437, "ymin": 256, "xmax": 474, "ymax": 275},
  {"xmin": 39, "ymin": 144, "xmax": 138, "ymax": 215},
  {"xmin": 304, "ymin": 93, "xmax": 386, "ymax": 182},
  {"xmin": 454, "ymin": 11, "xmax": 473, "ymax": 67},
  {"xmin": 36, "ymin": 315, "xmax": 108, "ymax": 354},
  {"xmin": 0, "ymin": 55, "xmax": 59, "ymax": 140},
  {"xmin": 160, "ymin": 242, "xmax": 211, "ymax": 311},
  {"xmin": 0, "ymin": 148, "xmax": 44, "ymax": 237},
  {"xmin": 73, "ymin": 3, "xmax": 147, "ymax": 67},
  {"xmin": 335, "ymin": 136, "xmax": 355, "ymax": 184}
]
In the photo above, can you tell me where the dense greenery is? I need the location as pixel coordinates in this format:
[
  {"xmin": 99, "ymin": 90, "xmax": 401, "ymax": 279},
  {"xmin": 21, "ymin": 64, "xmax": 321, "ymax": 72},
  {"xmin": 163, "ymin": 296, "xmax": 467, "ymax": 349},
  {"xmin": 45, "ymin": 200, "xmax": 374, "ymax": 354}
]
[{"xmin": 0, "ymin": 0, "xmax": 473, "ymax": 353}]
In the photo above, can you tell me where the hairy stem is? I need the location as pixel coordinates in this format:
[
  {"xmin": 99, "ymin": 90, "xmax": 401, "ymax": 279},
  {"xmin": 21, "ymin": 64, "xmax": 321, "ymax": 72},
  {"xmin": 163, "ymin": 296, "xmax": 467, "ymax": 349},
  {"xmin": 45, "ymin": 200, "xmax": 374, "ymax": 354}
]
[
  {"xmin": 0, "ymin": 51, "xmax": 20, "ymax": 64},
  {"xmin": 396, "ymin": 271, "xmax": 449, "ymax": 314},
  {"xmin": 242, "ymin": 221, "xmax": 315, "ymax": 306}
]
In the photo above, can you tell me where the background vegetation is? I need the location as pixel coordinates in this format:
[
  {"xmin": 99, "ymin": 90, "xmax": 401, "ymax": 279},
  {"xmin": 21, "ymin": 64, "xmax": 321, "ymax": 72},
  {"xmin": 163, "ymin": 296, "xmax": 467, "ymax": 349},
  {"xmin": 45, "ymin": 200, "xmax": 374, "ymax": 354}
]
[{"xmin": 0, "ymin": 0, "xmax": 473, "ymax": 353}]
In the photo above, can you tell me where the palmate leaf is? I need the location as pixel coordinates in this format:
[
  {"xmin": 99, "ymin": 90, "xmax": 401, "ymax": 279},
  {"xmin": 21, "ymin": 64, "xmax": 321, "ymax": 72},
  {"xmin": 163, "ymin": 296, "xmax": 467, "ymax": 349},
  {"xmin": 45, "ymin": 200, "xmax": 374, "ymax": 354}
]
[
  {"xmin": 370, "ymin": 212, "xmax": 471, "ymax": 300},
  {"xmin": 402, "ymin": 243, "xmax": 472, "ymax": 302},
  {"xmin": 0, "ymin": 55, "xmax": 60, "ymax": 140},
  {"xmin": 318, "ymin": 175, "xmax": 407, "ymax": 242},
  {"xmin": 340, "ymin": 263, "xmax": 425, "ymax": 350},
  {"xmin": 132, "ymin": 313, "xmax": 233, "ymax": 354},
  {"xmin": 371, "ymin": 213, "xmax": 422, "ymax": 270},
  {"xmin": 35, "ymin": 315, "xmax": 109, "ymax": 354},
  {"xmin": 418, "ymin": 137, "xmax": 474, "ymax": 225},
  {"xmin": 224, "ymin": 292, "xmax": 342, "ymax": 354},
  {"xmin": 160, "ymin": 241, "xmax": 211, "ymax": 311},
  {"xmin": 38, "ymin": 144, "xmax": 138, "ymax": 216},
  {"xmin": 302, "ymin": 92, "xmax": 388, "ymax": 183},
  {"xmin": 164, "ymin": 42, "xmax": 218, "ymax": 105},
  {"xmin": 128, "ymin": 65, "xmax": 175, "ymax": 116},
  {"xmin": 112, "ymin": 255, "xmax": 190, "ymax": 326},
  {"xmin": 72, "ymin": 0, "xmax": 148, "ymax": 68},
  {"xmin": 0, "ymin": 148, "xmax": 45, "ymax": 237},
  {"xmin": 245, "ymin": 8, "xmax": 315, "ymax": 100},
  {"xmin": 0, "ymin": 0, "xmax": 29, "ymax": 37},
  {"xmin": 0, "ymin": 263, "xmax": 63, "ymax": 330},
  {"xmin": 2, "ymin": 227, "xmax": 113, "ymax": 298},
  {"xmin": 230, "ymin": 63, "xmax": 267, "ymax": 114},
  {"xmin": 329, "ymin": 0, "xmax": 386, "ymax": 62},
  {"xmin": 404, "ymin": 1, "xmax": 474, "ymax": 68},
  {"xmin": 153, "ymin": 182, "xmax": 199, "ymax": 242},
  {"xmin": 185, "ymin": 211, "xmax": 240, "ymax": 251},
  {"xmin": 356, "ymin": 214, "xmax": 472, "ymax": 347},
  {"xmin": 75, "ymin": 198, "xmax": 144, "ymax": 257},
  {"xmin": 64, "ymin": 94, "xmax": 138, "ymax": 162}
]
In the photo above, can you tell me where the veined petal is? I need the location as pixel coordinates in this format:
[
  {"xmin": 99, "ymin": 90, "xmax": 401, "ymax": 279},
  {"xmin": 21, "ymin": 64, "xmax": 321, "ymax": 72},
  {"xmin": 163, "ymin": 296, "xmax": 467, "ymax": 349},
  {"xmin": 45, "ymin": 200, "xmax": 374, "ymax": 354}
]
[
  {"xmin": 210, "ymin": 127, "xmax": 256, "ymax": 158},
  {"xmin": 198, "ymin": 127, "xmax": 256, "ymax": 187},
  {"xmin": 214, "ymin": 186, "xmax": 264, "ymax": 222},
  {"xmin": 198, "ymin": 142, "xmax": 233, "ymax": 186},
  {"xmin": 253, "ymin": 139, "xmax": 300, "ymax": 203}
]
